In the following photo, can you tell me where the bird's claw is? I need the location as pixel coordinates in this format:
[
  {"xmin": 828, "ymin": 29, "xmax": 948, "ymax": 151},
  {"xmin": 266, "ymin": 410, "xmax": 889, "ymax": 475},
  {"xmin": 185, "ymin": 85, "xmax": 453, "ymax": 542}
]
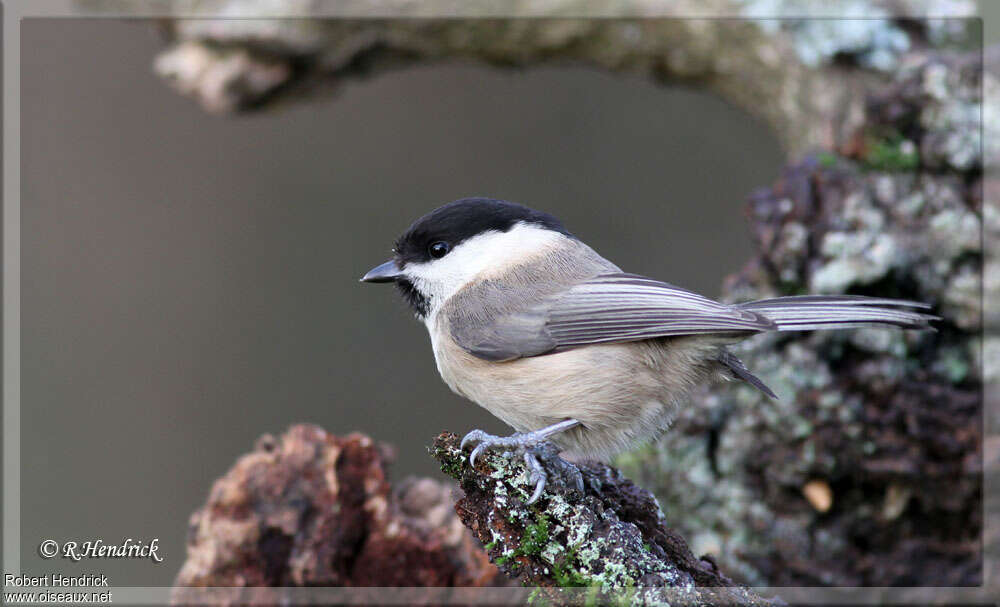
[
  {"xmin": 460, "ymin": 429, "xmax": 500, "ymax": 467},
  {"xmin": 524, "ymin": 451, "xmax": 547, "ymax": 504},
  {"xmin": 460, "ymin": 428, "xmax": 584, "ymax": 505}
]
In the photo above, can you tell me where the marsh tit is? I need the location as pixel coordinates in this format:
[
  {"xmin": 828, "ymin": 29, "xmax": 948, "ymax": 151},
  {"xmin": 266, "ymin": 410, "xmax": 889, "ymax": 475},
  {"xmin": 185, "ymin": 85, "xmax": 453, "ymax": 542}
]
[{"xmin": 362, "ymin": 198, "xmax": 935, "ymax": 503}]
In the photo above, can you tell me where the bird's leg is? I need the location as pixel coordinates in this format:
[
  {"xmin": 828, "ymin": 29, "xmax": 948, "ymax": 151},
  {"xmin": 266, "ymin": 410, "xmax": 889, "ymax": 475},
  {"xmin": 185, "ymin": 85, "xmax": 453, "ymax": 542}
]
[
  {"xmin": 461, "ymin": 419, "xmax": 580, "ymax": 465},
  {"xmin": 460, "ymin": 419, "xmax": 583, "ymax": 504}
]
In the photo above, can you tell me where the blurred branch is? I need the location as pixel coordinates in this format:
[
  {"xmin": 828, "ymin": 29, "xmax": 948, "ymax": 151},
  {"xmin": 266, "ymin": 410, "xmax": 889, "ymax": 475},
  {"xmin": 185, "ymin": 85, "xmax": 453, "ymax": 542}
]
[{"xmin": 88, "ymin": 0, "xmax": 977, "ymax": 155}]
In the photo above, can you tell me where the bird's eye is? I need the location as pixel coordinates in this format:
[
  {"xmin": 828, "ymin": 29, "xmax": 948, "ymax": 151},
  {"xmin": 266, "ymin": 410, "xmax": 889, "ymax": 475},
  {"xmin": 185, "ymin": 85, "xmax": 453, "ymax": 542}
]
[{"xmin": 428, "ymin": 241, "xmax": 451, "ymax": 259}]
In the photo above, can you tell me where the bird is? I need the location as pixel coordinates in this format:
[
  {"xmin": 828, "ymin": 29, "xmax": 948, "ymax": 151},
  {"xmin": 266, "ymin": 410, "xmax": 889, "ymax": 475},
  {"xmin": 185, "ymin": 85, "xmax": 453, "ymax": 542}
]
[{"xmin": 361, "ymin": 197, "xmax": 935, "ymax": 503}]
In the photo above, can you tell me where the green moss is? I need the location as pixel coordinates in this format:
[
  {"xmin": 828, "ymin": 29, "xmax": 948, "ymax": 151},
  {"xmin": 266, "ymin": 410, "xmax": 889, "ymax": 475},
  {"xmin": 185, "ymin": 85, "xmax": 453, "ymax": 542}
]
[
  {"xmin": 432, "ymin": 445, "xmax": 465, "ymax": 479},
  {"xmin": 520, "ymin": 518, "xmax": 551, "ymax": 556},
  {"xmin": 483, "ymin": 540, "xmax": 497, "ymax": 551},
  {"xmin": 551, "ymin": 561, "xmax": 591, "ymax": 587},
  {"xmin": 861, "ymin": 132, "xmax": 919, "ymax": 171},
  {"xmin": 439, "ymin": 461, "xmax": 462, "ymax": 478},
  {"xmin": 527, "ymin": 587, "xmax": 551, "ymax": 607},
  {"xmin": 817, "ymin": 151, "xmax": 840, "ymax": 168},
  {"xmin": 550, "ymin": 544, "xmax": 593, "ymax": 587}
]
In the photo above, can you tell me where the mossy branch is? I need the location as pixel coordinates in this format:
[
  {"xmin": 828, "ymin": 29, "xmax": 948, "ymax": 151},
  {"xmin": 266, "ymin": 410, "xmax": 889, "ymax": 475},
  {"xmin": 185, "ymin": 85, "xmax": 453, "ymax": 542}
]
[{"xmin": 431, "ymin": 432, "xmax": 781, "ymax": 606}]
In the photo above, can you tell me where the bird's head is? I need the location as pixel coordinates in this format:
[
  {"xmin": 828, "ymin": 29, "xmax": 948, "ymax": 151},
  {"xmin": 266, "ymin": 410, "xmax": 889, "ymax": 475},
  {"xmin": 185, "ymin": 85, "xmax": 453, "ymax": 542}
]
[{"xmin": 361, "ymin": 197, "xmax": 573, "ymax": 319}]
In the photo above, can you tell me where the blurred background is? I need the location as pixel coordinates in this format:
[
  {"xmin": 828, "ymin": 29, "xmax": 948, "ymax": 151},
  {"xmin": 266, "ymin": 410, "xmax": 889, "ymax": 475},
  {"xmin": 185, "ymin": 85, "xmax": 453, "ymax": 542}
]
[{"xmin": 20, "ymin": 19, "xmax": 785, "ymax": 585}]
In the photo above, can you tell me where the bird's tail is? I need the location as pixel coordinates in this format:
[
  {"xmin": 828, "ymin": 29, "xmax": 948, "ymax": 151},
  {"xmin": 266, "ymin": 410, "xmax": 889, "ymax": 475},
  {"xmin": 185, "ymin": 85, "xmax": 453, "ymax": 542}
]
[{"xmin": 737, "ymin": 295, "xmax": 938, "ymax": 332}]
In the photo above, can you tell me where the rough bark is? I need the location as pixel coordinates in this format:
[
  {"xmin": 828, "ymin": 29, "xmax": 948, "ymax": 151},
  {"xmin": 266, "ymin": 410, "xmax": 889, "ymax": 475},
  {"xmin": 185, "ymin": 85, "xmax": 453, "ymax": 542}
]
[
  {"xmin": 431, "ymin": 432, "xmax": 781, "ymax": 606},
  {"xmin": 171, "ymin": 425, "xmax": 506, "ymax": 605},
  {"xmin": 617, "ymin": 48, "xmax": 988, "ymax": 586}
]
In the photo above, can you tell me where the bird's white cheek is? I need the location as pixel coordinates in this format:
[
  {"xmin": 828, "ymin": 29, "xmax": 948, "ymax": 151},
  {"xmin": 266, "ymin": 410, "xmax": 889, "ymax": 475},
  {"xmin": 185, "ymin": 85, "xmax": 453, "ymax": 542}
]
[
  {"xmin": 406, "ymin": 262, "xmax": 474, "ymax": 305},
  {"xmin": 403, "ymin": 223, "xmax": 569, "ymax": 326}
]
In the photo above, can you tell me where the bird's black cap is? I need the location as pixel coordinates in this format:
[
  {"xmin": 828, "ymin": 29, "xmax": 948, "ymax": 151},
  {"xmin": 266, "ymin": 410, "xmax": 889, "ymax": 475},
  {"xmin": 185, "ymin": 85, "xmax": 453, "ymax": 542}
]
[{"xmin": 393, "ymin": 197, "xmax": 572, "ymax": 267}]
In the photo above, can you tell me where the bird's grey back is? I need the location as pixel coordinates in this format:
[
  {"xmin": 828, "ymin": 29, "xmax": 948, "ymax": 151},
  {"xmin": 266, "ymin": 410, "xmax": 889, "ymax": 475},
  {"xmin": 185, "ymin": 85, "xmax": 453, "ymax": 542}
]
[{"xmin": 443, "ymin": 237, "xmax": 619, "ymax": 361}]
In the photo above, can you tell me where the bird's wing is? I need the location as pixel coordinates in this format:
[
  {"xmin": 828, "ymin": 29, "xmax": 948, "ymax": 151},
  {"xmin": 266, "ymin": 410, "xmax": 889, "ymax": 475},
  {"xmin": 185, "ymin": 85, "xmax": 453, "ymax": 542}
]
[
  {"xmin": 450, "ymin": 272, "xmax": 775, "ymax": 361},
  {"xmin": 542, "ymin": 273, "xmax": 775, "ymax": 348}
]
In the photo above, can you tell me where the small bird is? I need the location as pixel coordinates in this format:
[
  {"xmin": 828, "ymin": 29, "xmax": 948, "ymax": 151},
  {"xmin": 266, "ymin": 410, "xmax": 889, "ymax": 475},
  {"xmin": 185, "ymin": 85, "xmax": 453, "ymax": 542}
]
[{"xmin": 362, "ymin": 198, "xmax": 935, "ymax": 503}]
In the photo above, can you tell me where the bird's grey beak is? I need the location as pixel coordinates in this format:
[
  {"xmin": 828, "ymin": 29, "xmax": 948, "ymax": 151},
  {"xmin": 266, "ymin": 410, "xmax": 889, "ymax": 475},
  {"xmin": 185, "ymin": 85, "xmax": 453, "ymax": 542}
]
[{"xmin": 361, "ymin": 259, "xmax": 402, "ymax": 283}]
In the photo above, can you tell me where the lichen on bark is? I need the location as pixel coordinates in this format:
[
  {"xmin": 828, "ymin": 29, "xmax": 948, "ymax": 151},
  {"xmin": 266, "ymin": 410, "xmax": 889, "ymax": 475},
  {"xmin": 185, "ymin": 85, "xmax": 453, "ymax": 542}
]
[
  {"xmin": 431, "ymin": 433, "xmax": 780, "ymax": 606},
  {"xmin": 617, "ymin": 49, "xmax": 987, "ymax": 587}
]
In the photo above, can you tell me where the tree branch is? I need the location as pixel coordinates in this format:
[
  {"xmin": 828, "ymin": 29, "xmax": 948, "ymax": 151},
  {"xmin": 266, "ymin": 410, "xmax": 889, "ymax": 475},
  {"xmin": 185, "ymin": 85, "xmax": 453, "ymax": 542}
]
[{"xmin": 431, "ymin": 432, "xmax": 781, "ymax": 605}]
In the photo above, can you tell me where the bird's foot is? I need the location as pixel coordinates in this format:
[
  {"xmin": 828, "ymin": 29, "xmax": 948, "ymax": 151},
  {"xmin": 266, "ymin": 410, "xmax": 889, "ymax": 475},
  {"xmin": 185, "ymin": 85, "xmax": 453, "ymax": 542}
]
[{"xmin": 460, "ymin": 428, "xmax": 584, "ymax": 504}]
